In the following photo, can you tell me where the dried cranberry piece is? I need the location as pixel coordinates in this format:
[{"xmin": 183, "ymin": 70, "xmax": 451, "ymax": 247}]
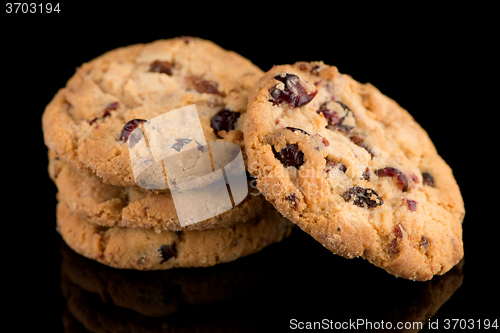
[
  {"xmin": 285, "ymin": 127, "xmax": 310, "ymax": 136},
  {"xmin": 149, "ymin": 60, "xmax": 173, "ymax": 75},
  {"xmin": 375, "ymin": 167, "xmax": 409, "ymax": 192},
  {"xmin": 211, "ymin": 109, "xmax": 240, "ymax": 134},
  {"xmin": 120, "ymin": 119, "xmax": 147, "ymax": 142},
  {"xmin": 422, "ymin": 172, "xmax": 435, "ymax": 187},
  {"xmin": 88, "ymin": 101, "xmax": 120, "ymax": 125},
  {"xmin": 405, "ymin": 198, "xmax": 417, "ymax": 211},
  {"xmin": 342, "ymin": 186, "xmax": 384, "ymax": 208},
  {"xmin": 317, "ymin": 101, "xmax": 354, "ymax": 134},
  {"xmin": 159, "ymin": 244, "xmax": 177, "ymax": 263},
  {"xmin": 316, "ymin": 133, "xmax": 329, "ymax": 146},
  {"xmin": 349, "ymin": 134, "xmax": 374, "ymax": 158},
  {"xmin": 273, "ymin": 143, "xmax": 305, "ymax": 169},
  {"xmin": 187, "ymin": 76, "xmax": 222, "ymax": 95},
  {"xmin": 394, "ymin": 222, "xmax": 407, "ymax": 239},
  {"xmin": 269, "ymin": 73, "xmax": 317, "ymax": 107}
]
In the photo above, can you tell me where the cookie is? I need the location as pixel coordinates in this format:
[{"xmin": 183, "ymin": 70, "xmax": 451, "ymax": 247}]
[
  {"xmin": 244, "ymin": 61, "xmax": 464, "ymax": 281},
  {"xmin": 49, "ymin": 151, "xmax": 265, "ymax": 232},
  {"xmin": 56, "ymin": 201, "xmax": 293, "ymax": 270},
  {"xmin": 42, "ymin": 37, "xmax": 264, "ymax": 188}
]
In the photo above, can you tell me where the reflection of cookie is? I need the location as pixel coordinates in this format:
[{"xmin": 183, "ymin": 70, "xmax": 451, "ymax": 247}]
[
  {"xmin": 42, "ymin": 37, "xmax": 263, "ymax": 187},
  {"xmin": 244, "ymin": 62, "xmax": 464, "ymax": 281},
  {"xmin": 49, "ymin": 152, "xmax": 265, "ymax": 232},
  {"xmin": 56, "ymin": 202, "xmax": 293, "ymax": 270},
  {"xmin": 60, "ymin": 239, "xmax": 266, "ymax": 317}
]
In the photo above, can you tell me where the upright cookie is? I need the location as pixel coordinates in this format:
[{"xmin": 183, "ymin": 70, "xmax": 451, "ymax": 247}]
[
  {"xmin": 42, "ymin": 37, "xmax": 264, "ymax": 187},
  {"xmin": 56, "ymin": 202, "xmax": 293, "ymax": 270},
  {"xmin": 244, "ymin": 62, "xmax": 464, "ymax": 281},
  {"xmin": 49, "ymin": 152, "xmax": 265, "ymax": 232}
]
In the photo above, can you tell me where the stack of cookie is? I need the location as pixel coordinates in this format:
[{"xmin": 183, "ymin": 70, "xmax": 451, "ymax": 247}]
[
  {"xmin": 43, "ymin": 37, "xmax": 464, "ymax": 281},
  {"xmin": 42, "ymin": 37, "xmax": 294, "ymax": 270}
]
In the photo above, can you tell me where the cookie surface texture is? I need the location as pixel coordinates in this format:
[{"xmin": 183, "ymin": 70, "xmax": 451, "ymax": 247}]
[
  {"xmin": 244, "ymin": 61, "xmax": 464, "ymax": 281},
  {"xmin": 56, "ymin": 202, "xmax": 293, "ymax": 270},
  {"xmin": 48, "ymin": 152, "xmax": 266, "ymax": 232},
  {"xmin": 42, "ymin": 37, "xmax": 263, "ymax": 187}
]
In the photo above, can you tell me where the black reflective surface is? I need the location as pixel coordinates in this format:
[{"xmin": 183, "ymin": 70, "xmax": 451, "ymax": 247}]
[
  {"xmin": 6, "ymin": 7, "xmax": 493, "ymax": 332},
  {"xmin": 56, "ymin": 229, "xmax": 466, "ymax": 332}
]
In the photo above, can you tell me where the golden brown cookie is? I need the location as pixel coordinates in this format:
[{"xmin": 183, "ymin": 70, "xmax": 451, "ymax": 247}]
[
  {"xmin": 42, "ymin": 37, "xmax": 263, "ymax": 187},
  {"xmin": 56, "ymin": 201, "xmax": 293, "ymax": 270},
  {"xmin": 49, "ymin": 152, "xmax": 265, "ymax": 232},
  {"xmin": 244, "ymin": 61, "xmax": 465, "ymax": 281}
]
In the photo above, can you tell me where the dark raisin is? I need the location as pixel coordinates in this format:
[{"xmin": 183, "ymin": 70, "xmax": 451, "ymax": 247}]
[
  {"xmin": 273, "ymin": 143, "xmax": 304, "ymax": 169},
  {"xmin": 171, "ymin": 138, "xmax": 193, "ymax": 152},
  {"xmin": 420, "ymin": 236, "xmax": 430, "ymax": 250},
  {"xmin": 349, "ymin": 134, "xmax": 374, "ymax": 158},
  {"xmin": 375, "ymin": 167, "xmax": 409, "ymax": 192},
  {"xmin": 324, "ymin": 158, "xmax": 346, "ymax": 173},
  {"xmin": 210, "ymin": 109, "xmax": 240, "ymax": 134},
  {"xmin": 285, "ymin": 193, "xmax": 299, "ymax": 209},
  {"xmin": 159, "ymin": 244, "xmax": 177, "ymax": 263},
  {"xmin": 285, "ymin": 127, "xmax": 310, "ymax": 136},
  {"xmin": 317, "ymin": 101, "xmax": 354, "ymax": 134},
  {"xmin": 120, "ymin": 119, "xmax": 147, "ymax": 142},
  {"xmin": 405, "ymin": 198, "xmax": 417, "ymax": 211},
  {"xmin": 342, "ymin": 186, "xmax": 384, "ymax": 208},
  {"xmin": 362, "ymin": 167, "xmax": 371, "ymax": 181},
  {"xmin": 422, "ymin": 172, "xmax": 435, "ymax": 187},
  {"xmin": 149, "ymin": 60, "xmax": 173, "ymax": 75},
  {"xmin": 269, "ymin": 73, "xmax": 317, "ymax": 107},
  {"xmin": 187, "ymin": 76, "xmax": 221, "ymax": 95}
]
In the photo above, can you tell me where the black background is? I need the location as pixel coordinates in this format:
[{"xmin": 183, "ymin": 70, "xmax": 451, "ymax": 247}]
[{"xmin": 3, "ymin": 3, "xmax": 494, "ymax": 332}]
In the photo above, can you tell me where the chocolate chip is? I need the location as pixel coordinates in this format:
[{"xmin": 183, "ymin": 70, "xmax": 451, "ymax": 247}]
[
  {"xmin": 269, "ymin": 73, "xmax": 317, "ymax": 107},
  {"xmin": 273, "ymin": 143, "xmax": 305, "ymax": 169},
  {"xmin": 342, "ymin": 186, "xmax": 384, "ymax": 208},
  {"xmin": 120, "ymin": 119, "xmax": 147, "ymax": 143},
  {"xmin": 159, "ymin": 244, "xmax": 177, "ymax": 263},
  {"xmin": 375, "ymin": 167, "xmax": 409, "ymax": 192},
  {"xmin": 149, "ymin": 60, "xmax": 173, "ymax": 75},
  {"xmin": 211, "ymin": 109, "xmax": 240, "ymax": 133},
  {"xmin": 422, "ymin": 172, "xmax": 435, "ymax": 187}
]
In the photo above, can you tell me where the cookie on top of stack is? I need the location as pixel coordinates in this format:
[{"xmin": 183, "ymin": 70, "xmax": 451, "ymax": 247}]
[
  {"xmin": 243, "ymin": 62, "xmax": 464, "ymax": 281},
  {"xmin": 42, "ymin": 37, "xmax": 293, "ymax": 270}
]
